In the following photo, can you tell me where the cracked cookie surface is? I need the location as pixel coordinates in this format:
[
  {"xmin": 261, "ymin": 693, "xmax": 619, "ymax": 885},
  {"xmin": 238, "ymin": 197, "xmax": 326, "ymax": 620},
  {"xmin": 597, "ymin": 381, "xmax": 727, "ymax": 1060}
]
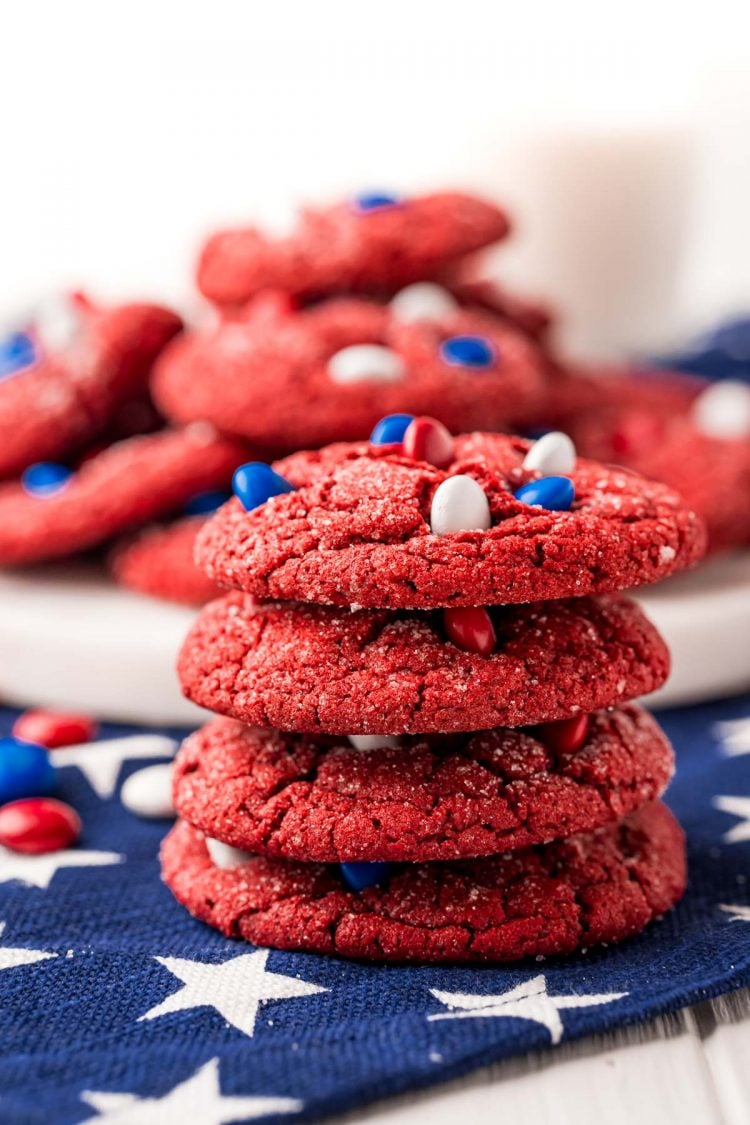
[
  {"xmin": 161, "ymin": 801, "xmax": 685, "ymax": 962},
  {"xmin": 173, "ymin": 705, "xmax": 673, "ymax": 861},
  {"xmin": 177, "ymin": 593, "xmax": 670, "ymax": 734},
  {"xmin": 197, "ymin": 432, "xmax": 706, "ymax": 609}
]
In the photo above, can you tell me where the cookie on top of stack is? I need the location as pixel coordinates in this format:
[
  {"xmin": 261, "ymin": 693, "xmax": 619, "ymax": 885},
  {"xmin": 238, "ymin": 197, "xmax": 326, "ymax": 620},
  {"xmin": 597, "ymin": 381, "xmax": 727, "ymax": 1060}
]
[{"xmin": 162, "ymin": 420, "xmax": 705, "ymax": 962}]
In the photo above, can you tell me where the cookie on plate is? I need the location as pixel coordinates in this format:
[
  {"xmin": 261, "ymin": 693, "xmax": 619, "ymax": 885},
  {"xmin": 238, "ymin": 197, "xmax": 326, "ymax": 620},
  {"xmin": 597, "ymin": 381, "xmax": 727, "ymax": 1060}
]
[
  {"xmin": 152, "ymin": 294, "xmax": 548, "ymax": 451},
  {"xmin": 0, "ymin": 426, "xmax": 247, "ymax": 566},
  {"xmin": 178, "ymin": 592, "xmax": 670, "ymax": 734},
  {"xmin": 0, "ymin": 293, "xmax": 181, "ymax": 477},
  {"xmin": 109, "ymin": 515, "xmax": 222, "ymax": 606},
  {"xmin": 197, "ymin": 190, "xmax": 509, "ymax": 307},
  {"xmin": 162, "ymin": 801, "xmax": 686, "ymax": 962},
  {"xmin": 571, "ymin": 380, "xmax": 750, "ymax": 553}
]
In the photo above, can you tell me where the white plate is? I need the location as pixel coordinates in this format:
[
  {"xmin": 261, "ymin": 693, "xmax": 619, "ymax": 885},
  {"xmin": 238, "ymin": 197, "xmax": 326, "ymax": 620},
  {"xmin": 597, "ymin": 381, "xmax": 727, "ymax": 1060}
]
[
  {"xmin": 636, "ymin": 550, "xmax": 750, "ymax": 708},
  {"xmin": 0, "ymin": 555, "xmax": 747, "ymax": 725},
  {"xmin": 0, "ymin": 562, "xmax": 203, "ymax": 726}
]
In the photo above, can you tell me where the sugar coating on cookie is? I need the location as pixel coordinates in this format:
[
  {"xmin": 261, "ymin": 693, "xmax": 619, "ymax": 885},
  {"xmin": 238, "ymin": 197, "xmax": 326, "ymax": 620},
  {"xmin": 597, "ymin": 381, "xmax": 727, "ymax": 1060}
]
[
  {"xmin": 559, "ymin": 376, "xmax": 750, "ymax": 553},
  {"xmin": 631, "ymin": 419, "xmax": 750, "ymax": 552},
  {"xmin": 152, "ymin": 298, "xmax": 548, "ymax": 451},
  {"xmin": 161, "ymin": 801, "xmax": 686, "ymax": 962},
  {"xmin": 110, "ymin": 516, "xmax": 221, "ymax": 606},
  {"xmin": 195, "ymin": 431, "xmax": 706, "ymax": 609},
  {"xmin": 172, "ymin": 705, "xmax": 674, "ymax": 862},
  {"xmin": 0, "ymin": 427, "xmax": 247, "ymax": 566},
  {"xmin": 0, "ymin": 297, "xmax": 182, "ymax": 478},
  {"xmin": 177, "ymin": 592, "xmax": 670, "ymax": 734},
  {"xmin": 197, "ymin": 191, "xmax": 510, "ymax": 307}
]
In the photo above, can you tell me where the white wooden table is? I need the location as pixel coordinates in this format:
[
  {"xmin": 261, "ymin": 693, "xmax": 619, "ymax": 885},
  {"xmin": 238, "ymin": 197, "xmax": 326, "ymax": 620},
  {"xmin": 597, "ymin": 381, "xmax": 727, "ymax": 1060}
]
[{"xmin": 334, "ymin": 990, "xmax": 749, "ymax": 1124}]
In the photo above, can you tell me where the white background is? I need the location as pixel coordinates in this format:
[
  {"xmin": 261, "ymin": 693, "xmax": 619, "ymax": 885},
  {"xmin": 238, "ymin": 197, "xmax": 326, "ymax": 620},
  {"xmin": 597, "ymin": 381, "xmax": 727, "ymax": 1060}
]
[{"xmin": 2, "ymin": 1, "xmax": 749, "ymax": 355}]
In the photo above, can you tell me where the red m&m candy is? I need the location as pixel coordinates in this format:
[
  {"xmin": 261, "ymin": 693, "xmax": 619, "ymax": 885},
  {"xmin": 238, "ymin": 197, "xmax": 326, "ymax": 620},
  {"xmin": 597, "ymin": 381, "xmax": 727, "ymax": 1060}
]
[
  {"xmin": 0, "ymin": 797, "xmax": 81, "ymax": 854},
  {"xmin": 12, "ymin": 709, "xmax": 97, "ymax": 749},
  {"xmin": 443, "ymin": 607, "xmax": 497, "ymax": 655},
  {"xmin": 535, "ymin": 714, "xmax": 590, "ymax": 753},
  {"xmin": 402, "ymin": 416, "xmax": 454, "ymax": 468}
]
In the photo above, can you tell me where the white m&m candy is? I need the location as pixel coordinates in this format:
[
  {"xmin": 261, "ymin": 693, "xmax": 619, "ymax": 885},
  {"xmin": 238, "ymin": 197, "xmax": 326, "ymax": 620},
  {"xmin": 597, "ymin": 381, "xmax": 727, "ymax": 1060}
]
[
  {"xmin": 206, "ymin": 837, "xmax": 254, "ymax": 869},
  {"xmin": 328, "ymin": 345, "xmax": 405, "ymax": 385},
  {"xmin": 522, "ymin": 431, "xmax": 576, "ymax": 475},
  {"xmin": 34, "ymin": 294, "xmax": 81, "ymax": 353},
  {"xmin": 120, "ymin": 763, "xmax": 175, "ymax": 819},
  {"xmin": 348, "ymin": 735, "xmax": 401, "ymax": 751},
  {"xmin": 430, "ymin": 475, "xmax": 491, "ymax": 535},
  {"xmin": 692, "ymin": 380, "xmax": 750, "ymax": 439},
  {"xmin": 390, "ymin": 283, "xmax": 458, "ymax": 324}
]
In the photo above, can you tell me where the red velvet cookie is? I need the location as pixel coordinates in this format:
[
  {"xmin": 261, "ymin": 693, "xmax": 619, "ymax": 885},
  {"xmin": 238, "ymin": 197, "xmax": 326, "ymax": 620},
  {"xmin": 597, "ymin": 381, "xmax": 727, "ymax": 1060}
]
[
  {"xmin": 0, "ymin": 294, "xmax": 181, "ymax": 478},
  {"xmin": 568, "ymin": 391, "xmax": 750, "ymax": 554},
  {"xmin": 629, "ymin": 420, "xmax": 750, "ymax": 553},
  {"xmin": 161, "ymin": 801, "xmax": 685, "ymax": 962},
  {"xmin": 152, "ymin": 296, "xmax": 548, "ymax": 451},
  {"xmin": 173, "ymin": 705, "xmax": 673, "ymax": 862},
  {"xmin": 0, "ymin": 426, "xmax": 247, "ymax": 566},
  {"xmin": 178, "ymin": 593, "xmax": 669, "ymax": 734},
  {"xmin": 196, "ymin": 191, "xmax": 509, "ymax": 307},
  {"xmin": 196, "ymin": 432, "xmax": 705, "ymax": 609},
  {"xmin": 545, "ymin": 363, "xmax": 705, "ymax": 438},
  {"xmin": 109, "ymin": 516, "xmax": 221, "ymax": 606},
  {"xmin": 448, "ymin": 279, "xmax": 555, "ymax": 345}
]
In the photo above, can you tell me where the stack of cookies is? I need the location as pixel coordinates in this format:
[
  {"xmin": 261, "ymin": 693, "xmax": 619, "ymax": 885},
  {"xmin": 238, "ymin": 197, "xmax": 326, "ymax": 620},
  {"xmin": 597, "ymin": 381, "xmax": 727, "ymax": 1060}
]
[{"xmin": 162, "ymin": 421, "xmax": 705, "ymax": 962}]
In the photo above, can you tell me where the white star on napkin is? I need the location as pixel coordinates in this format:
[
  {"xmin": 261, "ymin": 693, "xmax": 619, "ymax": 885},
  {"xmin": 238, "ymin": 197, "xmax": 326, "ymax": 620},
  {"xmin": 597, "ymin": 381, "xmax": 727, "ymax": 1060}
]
[
  {"xmin": 140, "ymin": 948, "xmax": 327, "ymax": 1038},
  {"xmin": 428, "ymin": 974, "xmax": 627, "ymax": 1045},
  {"xmin": 718, "ymin": 903, "xmax": 750, "ymax": 923},
  {"xmin": 0, "ymin": 847, "xmax": 122, "ymax": 889},
  {"xmin": 713, "ymin": 717, "xmax": 750, "ymax": 758},
  {"xmin": 51, "ymin": 734, "xmax": 177, "ymax": 799},
  {"xmin": 714, "ymin": 796, "xmax": 750, "ymax": 844},
  {"xmin": 0, "ymin": 920, "xmax": 56, "ymax": 970},
  {"xmin": 81, "ymin": 1057, "xmax": 301, "ymax": 1124}
]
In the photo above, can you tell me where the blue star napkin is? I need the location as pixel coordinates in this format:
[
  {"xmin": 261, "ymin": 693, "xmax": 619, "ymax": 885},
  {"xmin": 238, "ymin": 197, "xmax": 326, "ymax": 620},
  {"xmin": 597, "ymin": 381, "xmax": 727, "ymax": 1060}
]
[{"xmin": 0, "ymin": 695, "xmax": 749, "ymax": 1124}]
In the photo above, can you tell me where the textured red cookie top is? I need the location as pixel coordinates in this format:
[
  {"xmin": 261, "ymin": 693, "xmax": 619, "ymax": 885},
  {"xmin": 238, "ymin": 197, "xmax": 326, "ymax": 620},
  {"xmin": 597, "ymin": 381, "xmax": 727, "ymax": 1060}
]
[
  {"xmin": 197, "ymin": 191, "xmax": 509, "ymax": 307},
  {"xmin": 552, "ymin": 373, "xmax": 749, "ymax": 553},
  {"xmin": 162, "ymin": 802, "xmax": 686, "ymax": 962},
  {"xmin": 0, "ymin": 297, "xmax": 182, "ymax": 478},
  {"xmin": 152, "ymin": 296, "xmax": 548, "ymax": 451},
  {"xmin": 197, "ymin": 432, "xmax": 706, "ymax": 609},
  {"xmin": 178, "ymin": 593, "xmax": 669, "ymax": 734},
  {"xmin": 631, "ymin": 420, "xmax": 750, "ymax": 553},
  {"xmin": 173, "ymin": 705, "xmax": 673, "ymax": 862},
  {"xmin": 109, "ymin": 516, "xmax": 221, "ymax": 607},
  {"xmin": 572, "ymin": 410, "xmax": 750, "ymax": 554},
  {"xmin": 0, "ymin": 427, "xmax": 247, "ymax": 566}
]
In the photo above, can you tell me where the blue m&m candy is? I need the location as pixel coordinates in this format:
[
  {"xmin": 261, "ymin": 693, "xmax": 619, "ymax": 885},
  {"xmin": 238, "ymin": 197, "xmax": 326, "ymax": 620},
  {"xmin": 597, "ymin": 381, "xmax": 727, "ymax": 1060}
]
[
  {"xmin": 369, "ymin": 414, "xmax": 415, "ymax": 446},
  {"xmin": 184, "ymin": 489, "xmax": 232, "ymax": 516},
  {"xmin": 232, "ymin": 463, "xmax": 296, "ymax": 512},
  {"xmin": 351, "ymin": 191, "xmax": 403, "ymax": 213},
  {"xmin": 21, "ymin": 462, "xmax": 73, "ymax": 498},
  {"xmin": 515, "ymin": 475, "xmax": 575, "ymax": 511},
  {"xmin": 0, "ymin": 331, "xmax": 37, "ymax": 380},
  {"xmin": 439, "ymin": 335, "xmax": 495, "ymax": 368},
  {"xmin": 340, "ymin": 862, "xmax": 393, "ymax": 892},
  {"xmin": 0, "ymin": 737, "xmax": 56, "ymax": 805}
]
